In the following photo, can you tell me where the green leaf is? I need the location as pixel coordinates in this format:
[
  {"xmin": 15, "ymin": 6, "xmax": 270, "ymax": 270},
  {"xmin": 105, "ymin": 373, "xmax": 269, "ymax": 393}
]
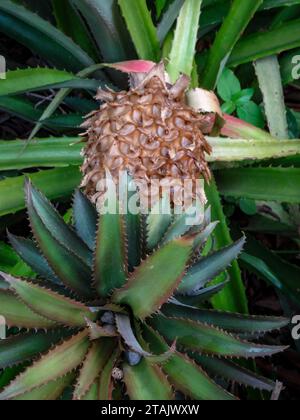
[
  {"xmin": 167, "ymin": 0, "xmax": 203, "ymax": 82},
  {"xmin": 118, "ymin": 0, "xmax": 160, "ymax": 61},
  {"xmin": 1, "ymin": 273, "xmax": 96, "ymax": 327},
  {"xmin": 177, "ymin": 237, "xmax": 245, "ymax": 294},
  {"xmin": 0, "ymin": 331, "xmax": 64, "ymax": 369},
  {"xmin": 233, "ymin": 88, "xmax": 254, "ymax": 105},
  {"xmin": 157, "ymin": 0, "xmax": 185, "ymax": 43},
  {"xmin": 176, "ymin": 281, "xmax": 229, "ymax": 306},
  {"xmin": 99, "ymin": 349, "xmax": 120, "ymax": 400},
  {"xmin": 0, "ymin": 136, "xmax": 82, "ymax": 171},
  {"xmin": 113, "ymin": 237, "xmax": 193, "ymax": 319},
  {"xmin": 0, "ymin": 289, "xmax": 56, "ymax": 329},
  {"xmin": 70, "ymin": 0, "xmax": 134, "ymax": 63},
  {"xmin": 73, "ymin": 339, "xmax": 116, "ymax": 400},
  {"xmin": 195, "ymin": 355, "xmax": 276, "ymax": 392},
  {"xmin": 0, "ymin": 68, "xmax": 82, "ymax": 97},
  {"xmin": 8, "ymin": 233, "xmax": 61, "ymax": 284},
  {"xmin": 94, "ymin": 202, "xmax": 127, "ymax": 299},
  {"xmin": 51, "ymin": 0, "xmax": 98, "ymax": 61},
  {"xmin": 205, "ymin": 179, "xmax": 248, "ymax": 314},
  {"xmin": 207, "ymin": 137, "xmax": 300, "ymax": 162},
  {"xmin": 73, "ymin": 190, "xmax": 97, "ymax": 251},
  {"xmin": 216, "ymin": 167, "xmax": 300, "ymax": 203},
  {"xmin": 13, "ymin": 373, "xmax": 75, "ymax": 401},
  {"xmin": 0, "ymin": 330, "xmax": 89, "ymax": 400},
  {"xmin": 237, "ymin": 102, "xmax": 265, "ymax": 129},
  {"xmin": 221, "ymin": 101, "xmax": 236, "ymax": 115},
  {"xmin": 81, "ymin": 381, "xmax": 99, "ymax": 401},
  {"xmin": 162, "ymin": 304, "xmax": 289, "ymax": 335},
  {"xmin": 241, "ymin": 235, "xmax": 300, "ymax": 307},
  {"xmin": 217, "ymin": 68, "xmax": 241, "ymax": 102},
  {"xmin": 0, "ymin": 0, "xmax": 94, "ymax": 72},
  {"xmin": 123, "ymin": 359, "xmax": 173, "ymax": 400},
  {"xmin": 239, "ymin": 198, "xmax": 257, "ymax": 216},
  {"xmin": 150, "ymin": 316, "xmax": 286, "ymax": 358},
  {"xmin": 25, "ymin": 182, "xmax": 93, "ymax": 299},
  {"xmin": 146, "ymin": 196, "xmax": 172, "ymax": 251},
  {"xmin": 0, "ymin": 166, "xmax": 81, "ymax": 217},
  {"xmin": 229, "ymin": 19, "xmax": 300, "ymax": 68},
  {"xmin": 143, "ymin": 325, "xmax": 236, "ymax": 400},
  {"xmin": 254, "ymin": 55, "xmax": 288, "ymax": 138},
  {"xmin": 201, "ymin": 0, "xmax": 263, "ymax": 89},
  {"xmin": 27, "ymin": 181, "xmax": 92, "ymax": 266}
]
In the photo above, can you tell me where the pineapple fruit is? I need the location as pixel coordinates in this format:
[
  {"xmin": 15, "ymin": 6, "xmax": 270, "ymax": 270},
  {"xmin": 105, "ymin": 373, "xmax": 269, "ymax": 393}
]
[
  {"xmin": 81, "ymin": 63, "xmax": 213, "ymax": 209},
  {"xmin": 0, "ymin": 181, "xmax": 288, "ymax": 400}
]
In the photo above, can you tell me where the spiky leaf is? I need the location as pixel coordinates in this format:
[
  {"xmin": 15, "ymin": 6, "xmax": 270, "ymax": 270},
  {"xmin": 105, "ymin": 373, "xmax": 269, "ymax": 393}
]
[
  {"xmin": 123, "ymin": 359, "xmax": 173, "ymax": 400},
  {"xmin": 150, "ymin": 317, "xmax": 286, "ymax": 358},
  {"xmin": 177, "ymin": 237, "xmax": 246, "ymax": 294},
  {"xmin": 1, "ymin": 273, "xmax": 96, "ymax": 327},
  {"xmin": 0, "ymin": 330, "xmax": 90, "ymax": 400},
  {"xmin": 113, "ymin": 237, "xmax": 193, "ymax": 319},
  {"xmin": 162, "ymin": 304, "xmax": 289, "ymax": 335},
  {"xmin": 25, "ymin": 181, "xmax": 93, "ymax": 299},
  {"xmin": 0, "ymin": 289, "xmax": 55, "ymax": 329},
  {"xmin": 73, "ymin": 190, "xmax": 97, "ymax": 250},
  {"xmin": 73, "ymin": 339, "xmax": 116, "ymax": 400},
  {"xmin": 195, "ymin": 355, "xmax": 276, "ymax": 392},
  {"xmin": 8, "ymin": 233, "xmax": 60, "ymax": 284},
  {"xmin": 0, "ymin": 331, "xmax": 65, "ymax": 369},
  {"xmin": 143, "ymin": 325, "xmax": 236, "ymax": 400},
  {"xmin": 13, "ymin": 373, "xmax": 75, "ymax": 401}
]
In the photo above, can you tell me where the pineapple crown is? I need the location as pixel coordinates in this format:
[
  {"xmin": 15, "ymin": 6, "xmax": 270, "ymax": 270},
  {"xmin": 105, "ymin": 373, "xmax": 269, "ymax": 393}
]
[{"xmin": 0, "ymin": 181, "xmax": 288, "ymax": 400}]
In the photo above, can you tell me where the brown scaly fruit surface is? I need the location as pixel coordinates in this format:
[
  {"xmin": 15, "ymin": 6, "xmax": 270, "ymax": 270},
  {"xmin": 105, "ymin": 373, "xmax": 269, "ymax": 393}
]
[{"xmin": 81, "ymin": 63, "xmax": 213, "ymax": 208}]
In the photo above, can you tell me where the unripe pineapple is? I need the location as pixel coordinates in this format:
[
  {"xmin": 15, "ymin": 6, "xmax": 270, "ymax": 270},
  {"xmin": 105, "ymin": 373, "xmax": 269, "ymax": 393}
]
[{"xmin": 81, "ymin": 63, "xmax": 213, "ymax": 208}]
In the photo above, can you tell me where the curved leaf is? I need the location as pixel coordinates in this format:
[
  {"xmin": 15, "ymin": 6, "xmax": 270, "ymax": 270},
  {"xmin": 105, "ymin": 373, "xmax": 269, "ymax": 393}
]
[
  {"xmin": 0, "ymin": 330, "xmax": 89, "ymax": 400},
  {"xmin": 13, "ymin": 373, "xmax": 75, "ymax": 401},
  {"xmin": 8, "ymin": 233, "xmax": 61, "ymax": 285},
  {"xmin": 178, "ymin": 237, "xmax": 245, "ymax": 294},
  {"xmin": 195, "ymin": 355, "xmax": 276, "ymax": 392},
  {"xmin": 99, "ymin": 349, "xmax": 120, "ymax": 400},
  {"xmin": 0, "ymin": 289, "xmax": 56, "ymax": 330},
  {"xmin": 0, "ymin": 331, "xmax": 64, "ymax": 369},
  {"xmin": 73, "ymin": 339, "xmax": 116, "ymax": 400},
  {"xmin": 123, "ymin": 359, "xmax": 173, "ymax": 400},
  {"xmin": 201, "ymin": 0, "xmax": 263, "ymax": 89},
  {"xmin": 26, "ymin": 181, "xmax": 92, "ymax": 266},
  {"xmin": 0, "ymin": 0, "xmax": 94, "ymax": 72},
  {"xmin": 150, "ymin": 316, "xmax": 287, "ymax": 358},
  {"xmin": 143, "ymin": 325, "xmax": 236, "ymax": 400},
  {"xmin": 1, "ymin": 273, "xmax": 96, "ymax": 327},
  {"xmin": 70, "ymin": 0, "xmax": 134, "ymax": 62},
  {"xmin": 73, "ymin": 190, "xmax": 97, "ymax": 251},
  {"xmin": 146, "ymin": 196, "xmax": 172, "ymax": 251},
  {"xmin": 162, "ymin": 304, "xmax": 289, "ymax": 335},
  {"xmin": 113, "ymin": 237, "xmax": 193, "ymax": 319},
  {"xmin": 118, "ymin": 0, "xmax": 160, "ymax": 61},
  {"xmin": 167, "ymin": 0, "xmax": 203, "ymax": 82},
  {"xmin": 25, "ymin": 181, "xmax": 93, "ymax": 299}
]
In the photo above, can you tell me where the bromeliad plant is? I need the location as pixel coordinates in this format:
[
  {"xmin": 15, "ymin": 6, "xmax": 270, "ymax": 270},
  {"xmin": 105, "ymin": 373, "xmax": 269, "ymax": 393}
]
[{"xmin": 0, "ymin": 181, "xmax": 288, "ymax": 400}]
